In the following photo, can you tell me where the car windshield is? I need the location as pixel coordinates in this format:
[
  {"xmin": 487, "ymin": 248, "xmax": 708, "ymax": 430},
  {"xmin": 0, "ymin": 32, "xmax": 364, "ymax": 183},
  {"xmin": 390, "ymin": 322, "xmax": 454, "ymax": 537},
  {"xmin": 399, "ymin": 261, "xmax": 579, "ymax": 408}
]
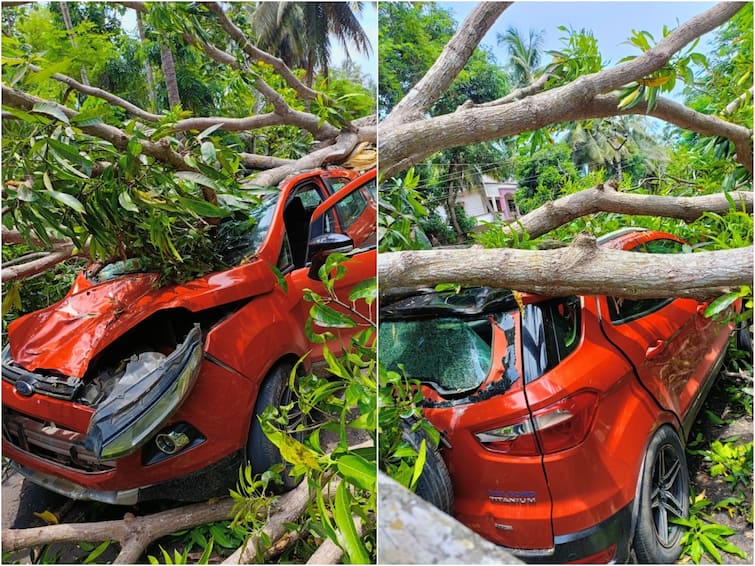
[
  {"xmin": 214, "ymin": 195, "xmax": 278, "ymax": 265},
  {"xmin": 379, "ymin": 316, "xmax": 494, "ymax": 393}
]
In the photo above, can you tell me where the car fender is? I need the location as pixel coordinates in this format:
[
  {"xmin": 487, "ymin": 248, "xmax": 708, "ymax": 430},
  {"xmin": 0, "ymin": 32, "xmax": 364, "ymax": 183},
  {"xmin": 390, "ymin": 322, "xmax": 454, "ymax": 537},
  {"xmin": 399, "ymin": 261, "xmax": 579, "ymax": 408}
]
[{"xmin": 203, "ymin": 286, "xmax": 311, "ymax": 386}]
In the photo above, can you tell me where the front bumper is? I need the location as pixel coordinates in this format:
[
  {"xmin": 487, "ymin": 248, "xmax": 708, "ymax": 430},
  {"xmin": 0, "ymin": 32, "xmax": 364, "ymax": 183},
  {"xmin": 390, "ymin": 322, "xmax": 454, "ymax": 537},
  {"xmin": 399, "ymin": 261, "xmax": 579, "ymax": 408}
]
[{"xmin": 12, "ymin": 450, "xmax": 244, "ymax": 504}]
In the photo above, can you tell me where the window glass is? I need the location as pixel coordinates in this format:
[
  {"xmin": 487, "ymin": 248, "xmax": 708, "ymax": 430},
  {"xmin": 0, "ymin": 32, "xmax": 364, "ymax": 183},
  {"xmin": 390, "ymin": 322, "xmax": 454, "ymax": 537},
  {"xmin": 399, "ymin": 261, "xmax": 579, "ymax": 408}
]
[
  {"xmin": 523, "ymin": 297, "xmax": 582, "ymax": 381},
  {"xmin": 608, "ymin": 238, "xmax": 681, "ymax": 323},
  {"xmin": 333, "ymin": 189, "xmax": 369, "ymax": 230},
  {"xmin": 379, "ymin": 316, "xmax": 496, "ymax": 393}
]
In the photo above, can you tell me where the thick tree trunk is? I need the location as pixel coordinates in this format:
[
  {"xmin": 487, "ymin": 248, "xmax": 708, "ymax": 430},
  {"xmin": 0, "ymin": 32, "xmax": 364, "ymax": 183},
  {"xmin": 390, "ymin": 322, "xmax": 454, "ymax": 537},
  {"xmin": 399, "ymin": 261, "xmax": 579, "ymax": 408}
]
[{"xmin": 378, "ymin": 233, "xmax": 753, "ymax": 300}]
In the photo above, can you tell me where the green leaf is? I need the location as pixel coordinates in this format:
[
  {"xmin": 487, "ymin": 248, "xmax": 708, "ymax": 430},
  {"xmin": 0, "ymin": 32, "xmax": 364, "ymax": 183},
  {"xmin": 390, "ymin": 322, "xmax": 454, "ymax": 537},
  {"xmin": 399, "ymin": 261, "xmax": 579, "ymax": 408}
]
[
  {"xmin": 336, "ymin": 453, "xmax": 376, "ymax": 492},
  {"xmin": 309, "ymin": 302, "xmax": 358, "ymax": 329},
  {"xmin": 118, "ymin": 191, "xmax": 140, "ymax": 213},
  {"xmin": 32, "ymin": 102, "xmax": 69, "ymax": 124},
  {"xmin": 348, "ymin": 278, "xmax": 376, "ymax": 305},
  {"xmin": 201, "ymin": 140, "xmax": 217, "ymax": 164},
  {"xmin": 83, "ymin": 540, "xmax": 111, "ymax": 564},
  {"xmin": 175, "ymin": 171, "xmax": 221, "ymax": 192},
  {"xmin": 705, "ymin": 293, "xmax": 739, "ymax": 318},
  {"xmin": 699, "ymin": 534, "xmax": 723, "ymax": 564},
  {"xmin": 47, "ymin": 189, "xmax": 84, "ymax": 213},
  {"xmin": 176, "ymin": 196, "xmax": 228, "ymax": 218},
  {"xmin": 410, "ymin": 439, "xmax": 427, "ymax": 490},
  {"xmin": 333, "ymin": 481, "xmax": 369, "ymax": 564},
  {"xmin": 197, "ymin": 122, "xmax": 224, "ymax": 140}
]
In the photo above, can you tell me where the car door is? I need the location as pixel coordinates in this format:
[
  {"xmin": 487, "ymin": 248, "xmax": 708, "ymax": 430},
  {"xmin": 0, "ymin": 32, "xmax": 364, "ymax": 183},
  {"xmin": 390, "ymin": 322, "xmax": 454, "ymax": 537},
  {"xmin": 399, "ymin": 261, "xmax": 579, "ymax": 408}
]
[
  {"xmin": 287, "ymin": 170, "xmax": 377, "ymax": 357},
  {"xmin": 597, "ymin": 238, "xmax": 729, "ymax": 425}
]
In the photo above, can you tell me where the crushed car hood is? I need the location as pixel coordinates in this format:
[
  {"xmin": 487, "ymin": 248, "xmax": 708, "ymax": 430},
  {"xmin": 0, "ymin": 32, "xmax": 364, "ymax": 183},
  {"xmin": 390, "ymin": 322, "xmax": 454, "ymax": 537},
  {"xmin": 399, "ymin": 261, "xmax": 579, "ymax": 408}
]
[{"xmin": 8, "ymin": 261, "xmax": 277, "ymax": 377}]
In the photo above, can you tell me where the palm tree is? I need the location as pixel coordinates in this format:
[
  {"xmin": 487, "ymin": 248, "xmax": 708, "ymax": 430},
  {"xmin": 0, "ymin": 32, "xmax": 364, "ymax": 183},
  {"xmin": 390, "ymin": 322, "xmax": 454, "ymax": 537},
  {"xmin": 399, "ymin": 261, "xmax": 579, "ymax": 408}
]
[
  {"xmin": 564, "ymin": 117, "xmax": 670, "ymax": 181},
  {"xmin": 497, "ymin": 26, "xmax": 544, "ymax": 87},
  {"xmin": 249, "ymin": 2, "xmax": 372, "ymax": 86}
]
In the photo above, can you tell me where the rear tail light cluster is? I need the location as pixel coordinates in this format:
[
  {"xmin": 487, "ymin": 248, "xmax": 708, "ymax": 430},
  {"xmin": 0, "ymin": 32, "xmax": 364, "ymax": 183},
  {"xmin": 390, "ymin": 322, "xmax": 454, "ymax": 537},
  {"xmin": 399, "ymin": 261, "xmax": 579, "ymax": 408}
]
[{"xmin": 475, "ymin": 391, "xmax": 599, "ymax": 455}]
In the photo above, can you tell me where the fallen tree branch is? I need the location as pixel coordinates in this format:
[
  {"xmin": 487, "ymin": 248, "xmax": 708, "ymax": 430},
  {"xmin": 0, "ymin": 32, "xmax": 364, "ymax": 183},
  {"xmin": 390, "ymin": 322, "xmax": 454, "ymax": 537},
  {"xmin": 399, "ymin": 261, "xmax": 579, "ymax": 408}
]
[
  {"xmin": 306, "ymin": 515, "xmax": 363, "ymax": 564},
  {"xmin": 378, "ymin": 233, "xmax": 753, "ymax": 300},
  {"xmin": 222, "ymin": 477, "xmax": 342, "ymax": 565},
  {"xmin": 509, "ymin": 183, "xmax": 753, "ymax": 240}
]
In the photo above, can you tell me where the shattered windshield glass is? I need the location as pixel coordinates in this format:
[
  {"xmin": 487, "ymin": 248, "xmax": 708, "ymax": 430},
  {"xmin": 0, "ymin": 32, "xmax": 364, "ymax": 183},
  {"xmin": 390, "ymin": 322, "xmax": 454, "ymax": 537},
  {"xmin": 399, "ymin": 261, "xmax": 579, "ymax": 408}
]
[
  {"xmin": 214, "ymin": 195, "xmax": 278, "ymax": 265},
  {"xmin": 379, "ymin": 316, "xmax": 494, "ymax": 392}
]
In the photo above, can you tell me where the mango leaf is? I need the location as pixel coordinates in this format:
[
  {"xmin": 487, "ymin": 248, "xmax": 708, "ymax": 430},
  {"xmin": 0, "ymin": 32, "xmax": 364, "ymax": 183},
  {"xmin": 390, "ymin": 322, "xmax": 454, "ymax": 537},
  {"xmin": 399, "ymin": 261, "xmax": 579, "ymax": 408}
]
[
  {"xmin": 33, "ymin": 510, "xmax": 59, "ymax": 524},
  {"xmin": 197, "ymin": 122, "xmax": 224, "ymax": 140},
  {"xmin": 32, "ymin": 102, "xmax": 69, "ymax": 124},
  {"xmin": 47, "ymin": 138, "xmax": 94, "ymax": 173},
  {"xmin": 46, "ymin": 189, "xmax": 85, "ymax": 213},
  {"xmin": 175, "ymin": 171, "xmax": 222, "ymax": 192},
  {"xmin": 176, "ymin": 195, "xmax": 228, "ymax": 218},
  {"xmin": 118, "ymin": 191, "xmax": 140, "ymax": 213},
  {"xmin": 336, "ymin": 453, "xmax": 376, "ymax": 492},
  {"xmin": 201, "ymin": 140, "xmax": 217, "ymax": 164},
  {"xmin": 333, "ymin": 481, "xmax": 369, "ymax": 564}
]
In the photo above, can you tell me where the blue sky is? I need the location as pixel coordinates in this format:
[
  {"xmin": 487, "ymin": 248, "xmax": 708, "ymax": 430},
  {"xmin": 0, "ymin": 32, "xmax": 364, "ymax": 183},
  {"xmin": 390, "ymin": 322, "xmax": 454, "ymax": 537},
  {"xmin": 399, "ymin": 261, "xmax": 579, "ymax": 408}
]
[{"xmin": 439, "ymin": 2, "xmax": 718, "ymax": 67}]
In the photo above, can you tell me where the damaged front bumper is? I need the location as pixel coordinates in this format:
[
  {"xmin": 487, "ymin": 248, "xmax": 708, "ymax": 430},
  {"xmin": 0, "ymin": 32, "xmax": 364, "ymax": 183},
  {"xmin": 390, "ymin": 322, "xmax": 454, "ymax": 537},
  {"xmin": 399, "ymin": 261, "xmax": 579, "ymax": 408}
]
[{"xmin": 85, "ymin": 324, "xmax": 204, "ymax": 460}]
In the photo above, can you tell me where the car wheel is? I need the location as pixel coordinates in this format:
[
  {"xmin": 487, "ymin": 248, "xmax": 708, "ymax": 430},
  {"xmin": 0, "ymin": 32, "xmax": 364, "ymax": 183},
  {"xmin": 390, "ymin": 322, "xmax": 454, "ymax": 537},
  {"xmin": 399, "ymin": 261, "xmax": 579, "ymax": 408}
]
[
  {"xmin": 633, "ymin": 425, "xmax": 689, "ymax": 564},
  {"xmin": 736, "ymin": 318, "xmax": 752, "ymax": 359},
  {"xmin": 402, "ymin": 423, "xmax": 454, "ymax": 515},
  {"xmin": 247, "ymin": 363, "xmax": 303, "ymax": 493}
]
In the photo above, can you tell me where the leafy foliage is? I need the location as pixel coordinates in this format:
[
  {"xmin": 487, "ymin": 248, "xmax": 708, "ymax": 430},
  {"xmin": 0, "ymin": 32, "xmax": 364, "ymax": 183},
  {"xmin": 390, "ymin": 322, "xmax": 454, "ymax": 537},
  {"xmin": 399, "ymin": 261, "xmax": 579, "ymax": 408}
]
[{"xmin": 673, "ymin": 490, "xmax": 748, "ymax": 564}]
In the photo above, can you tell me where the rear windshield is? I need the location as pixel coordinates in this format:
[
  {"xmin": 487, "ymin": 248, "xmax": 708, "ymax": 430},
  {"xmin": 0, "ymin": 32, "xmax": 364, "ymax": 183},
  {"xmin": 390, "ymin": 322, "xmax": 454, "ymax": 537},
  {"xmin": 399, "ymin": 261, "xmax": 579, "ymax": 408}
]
[{"xmin": 379, "ymin": 316, "xmax": 494, "ymax": 393}]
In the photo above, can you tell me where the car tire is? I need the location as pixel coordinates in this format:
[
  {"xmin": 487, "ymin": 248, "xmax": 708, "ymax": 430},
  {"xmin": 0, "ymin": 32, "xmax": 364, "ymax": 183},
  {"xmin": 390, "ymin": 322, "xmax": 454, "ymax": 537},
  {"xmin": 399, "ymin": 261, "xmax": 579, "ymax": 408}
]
[
  {"xmin": 633, "ymin": 425, "xmax": 689, "ymax": 564},
  {"xmin": 736, "ymin": 318, "xmax": 752, "ymax": 359},
  {"xmin": 247, "ymin": 362, "xmax": 302, "ymax": 493},
  {"xmin": 402, "ymin": 424, "xmax": 454, "ymax": 515}
]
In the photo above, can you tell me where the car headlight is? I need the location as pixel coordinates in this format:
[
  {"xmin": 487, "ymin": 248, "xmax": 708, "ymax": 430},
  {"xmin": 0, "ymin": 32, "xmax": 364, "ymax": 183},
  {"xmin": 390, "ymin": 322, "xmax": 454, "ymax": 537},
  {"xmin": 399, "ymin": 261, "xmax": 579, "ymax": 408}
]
[{"xmin": 85, "ymin": 324, "xmax": 203, "ymax": 460}]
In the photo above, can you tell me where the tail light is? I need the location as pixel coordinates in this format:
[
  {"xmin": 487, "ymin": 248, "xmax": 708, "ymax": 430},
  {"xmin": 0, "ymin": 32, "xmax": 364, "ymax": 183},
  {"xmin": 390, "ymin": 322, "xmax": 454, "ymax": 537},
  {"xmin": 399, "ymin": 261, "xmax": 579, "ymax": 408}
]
[{"xmin": 475, "ymin": 391, "xmax": 599, "ymax": 456}]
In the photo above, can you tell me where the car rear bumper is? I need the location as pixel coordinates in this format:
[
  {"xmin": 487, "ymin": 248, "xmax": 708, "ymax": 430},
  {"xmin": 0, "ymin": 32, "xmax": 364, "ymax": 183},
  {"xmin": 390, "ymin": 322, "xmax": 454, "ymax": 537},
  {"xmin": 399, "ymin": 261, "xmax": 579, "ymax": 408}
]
[{"xmin": 507, "ymin": 502, "xmax": 633, "ymax": 564}]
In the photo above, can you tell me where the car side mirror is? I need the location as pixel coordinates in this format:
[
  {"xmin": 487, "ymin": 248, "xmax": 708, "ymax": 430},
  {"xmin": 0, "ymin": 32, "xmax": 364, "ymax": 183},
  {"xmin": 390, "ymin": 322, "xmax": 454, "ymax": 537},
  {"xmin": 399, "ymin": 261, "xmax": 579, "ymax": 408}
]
[{"xmin": 307, "ymin": 233, "xmax": 354, "ymax": 279}]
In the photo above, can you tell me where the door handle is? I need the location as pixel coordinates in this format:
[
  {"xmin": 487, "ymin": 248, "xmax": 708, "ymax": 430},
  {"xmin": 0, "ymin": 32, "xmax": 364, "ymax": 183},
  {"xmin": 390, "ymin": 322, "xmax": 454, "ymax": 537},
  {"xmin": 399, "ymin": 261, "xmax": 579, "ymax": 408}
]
[{"xmin": 646, "ymin": 339, "xmax": 666, "ymax": 359}]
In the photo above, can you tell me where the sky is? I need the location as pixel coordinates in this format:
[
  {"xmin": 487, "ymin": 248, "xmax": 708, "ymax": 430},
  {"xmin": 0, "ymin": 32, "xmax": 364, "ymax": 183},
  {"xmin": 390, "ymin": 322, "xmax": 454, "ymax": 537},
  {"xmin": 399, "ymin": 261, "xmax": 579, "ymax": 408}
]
[{"xmin": 439, "ymin": 1, "xmax": 719, "ymax": 68}]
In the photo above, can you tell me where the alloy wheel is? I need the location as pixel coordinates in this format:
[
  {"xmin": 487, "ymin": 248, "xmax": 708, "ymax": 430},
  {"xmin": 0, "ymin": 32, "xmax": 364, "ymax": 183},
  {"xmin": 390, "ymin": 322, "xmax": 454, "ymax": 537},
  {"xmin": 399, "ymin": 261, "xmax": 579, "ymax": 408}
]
[{"xmin": 650, "ymin": 442, "xmax": 686, "ymax": 547}]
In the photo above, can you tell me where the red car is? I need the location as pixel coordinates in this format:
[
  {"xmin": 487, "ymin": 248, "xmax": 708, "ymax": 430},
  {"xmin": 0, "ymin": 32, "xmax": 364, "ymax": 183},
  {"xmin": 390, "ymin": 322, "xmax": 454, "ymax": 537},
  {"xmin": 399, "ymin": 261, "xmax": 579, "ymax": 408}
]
[
  {"xmin": 379, "ymin": 228, "xmax": 738, "ymax": 564},
  {"xmin": 3, "ymin": 167, "xmax": 376, "ymax": 504}
]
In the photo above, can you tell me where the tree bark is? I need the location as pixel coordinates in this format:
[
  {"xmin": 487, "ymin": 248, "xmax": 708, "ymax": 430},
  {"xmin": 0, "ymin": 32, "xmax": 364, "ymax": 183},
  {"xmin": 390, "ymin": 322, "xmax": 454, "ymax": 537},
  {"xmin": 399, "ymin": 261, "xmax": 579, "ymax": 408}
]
[
  {"xmin": 383, "ymin": 2, "xmax": 512, "ymax": 128},
  {"xmin": 510, "ymin": 183, "xmax": 753, "ymax": 240},
  {"xmin": 378, "ymin": 233, "xmax": 753, "ymax": 300},
  {"xmin": 159, "ymin": 41, "xmax": 181, "ymax": 110}
]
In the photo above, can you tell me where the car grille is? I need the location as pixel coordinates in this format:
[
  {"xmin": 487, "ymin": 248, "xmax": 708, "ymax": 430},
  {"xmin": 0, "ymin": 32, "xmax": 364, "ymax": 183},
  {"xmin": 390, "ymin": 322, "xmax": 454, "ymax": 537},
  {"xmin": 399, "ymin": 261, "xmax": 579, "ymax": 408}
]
[
  {"xmin": 2, "ymin": 347, "xmax": 82, "ymax": 401},
  {"xmin": 2, "ymin": 408, "xmax": 114, "ymax": 472}
]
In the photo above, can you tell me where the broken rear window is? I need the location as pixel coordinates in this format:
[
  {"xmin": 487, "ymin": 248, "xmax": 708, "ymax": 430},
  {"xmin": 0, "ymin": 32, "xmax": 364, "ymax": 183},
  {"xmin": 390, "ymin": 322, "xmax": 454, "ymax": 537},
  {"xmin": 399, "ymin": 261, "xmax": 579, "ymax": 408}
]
[{"xmin": 379, "ymin": 316, "xmax": 494, "ymax": 393}]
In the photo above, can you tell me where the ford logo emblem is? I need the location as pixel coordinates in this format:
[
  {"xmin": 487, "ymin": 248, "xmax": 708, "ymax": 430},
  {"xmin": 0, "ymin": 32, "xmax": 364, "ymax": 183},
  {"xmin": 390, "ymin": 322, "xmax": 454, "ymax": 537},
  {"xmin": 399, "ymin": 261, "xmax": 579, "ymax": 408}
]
[{"xmin": 15, "ymin": 381, "xmax": 34, "ymax": 397}]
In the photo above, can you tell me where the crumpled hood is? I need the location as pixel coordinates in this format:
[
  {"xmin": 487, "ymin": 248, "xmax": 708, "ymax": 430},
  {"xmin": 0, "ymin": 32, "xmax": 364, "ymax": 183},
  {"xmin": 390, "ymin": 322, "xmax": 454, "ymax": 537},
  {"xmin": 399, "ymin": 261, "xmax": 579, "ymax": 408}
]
[{"xmin": 8, "ymin": 260, "xmax": 277, "ymax": 377}]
